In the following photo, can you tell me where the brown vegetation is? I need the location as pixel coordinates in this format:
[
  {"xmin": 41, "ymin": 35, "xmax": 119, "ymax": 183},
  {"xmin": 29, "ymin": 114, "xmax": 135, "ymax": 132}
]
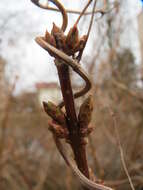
[{"xmin": 0, "ymin": 0, "xmax": 143, "ymax": 190}]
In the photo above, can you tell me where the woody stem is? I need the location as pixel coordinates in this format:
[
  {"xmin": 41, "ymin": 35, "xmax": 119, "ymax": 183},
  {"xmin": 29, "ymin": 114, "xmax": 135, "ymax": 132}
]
[{"xmin": 55, "ymin": 60, "xmax": 90, "ymax": 183}]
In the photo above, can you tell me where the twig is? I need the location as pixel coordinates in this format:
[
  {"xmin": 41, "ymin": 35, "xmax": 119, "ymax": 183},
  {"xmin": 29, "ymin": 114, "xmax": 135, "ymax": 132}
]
[
  {"xmin": 31, "ymin": 0, "xmax": 114, "ymax": 189},
  {"xmin": 77, "ymin": 0, "xmax": 98, "ymax": 62},
  {"xmin": 109, "ymin": 108, "xmax": 135, "ymax": 190},
  {"xmin": 35, "ymin": 38, "xmax": 91, "ymax": 107},
  {"xmin": 111, "ymin": 79, "xmax": 143, "ymax": 104},
  {"xmin": 53, "ymin": 133, "xmax": 114, "ymax": 190},
  {"xmin": 33, "ymin": 0, "xmax": 92, "ymax": 186},
  {"xmin": 31, "ymin": 0, "xmax": 68, "ymax": 31},
  {"xmin": 75, "ymin": 0, "xmax": 93, "ymax": 26},
  {"xmin": 104, "ymin": 175, "xmax": 143, "ymax": 187},
  {"xmin": 31, "ymin": 1, "xmax": 117, "ymax": 16}
]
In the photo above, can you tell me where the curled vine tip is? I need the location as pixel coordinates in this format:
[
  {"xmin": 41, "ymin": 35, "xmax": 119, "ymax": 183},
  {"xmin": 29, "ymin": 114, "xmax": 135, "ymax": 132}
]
[{"xmin": 30, "ymin": 0, "xmax": 68, "ymax": 32}]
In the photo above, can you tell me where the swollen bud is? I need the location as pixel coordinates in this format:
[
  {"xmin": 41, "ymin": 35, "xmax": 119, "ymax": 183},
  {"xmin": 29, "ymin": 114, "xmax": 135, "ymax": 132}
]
[
  {"xmin": 43, "ymin": 101, "xmax": 66, "ymax": 127},
  {"xmin": 73, "ymin": 35, "xmax": 87, "ymax": 54},
  {"xmin": 78, "ymin": 95, "xmax": 93, "ymax": 128},
  {"xmin": 51, "ymin": 23, "xmax": 63, "ymax": 36},
  {"xmin": 51, "ymin": 23, "xmax": 66, "ymax": 50},
  {"xmin": 45, "ymin": 30, "xmax": 56, "ymax": 47},
  {"xmin": 66, "ymin": 25, "xmax": 79, "ymax": 49}
]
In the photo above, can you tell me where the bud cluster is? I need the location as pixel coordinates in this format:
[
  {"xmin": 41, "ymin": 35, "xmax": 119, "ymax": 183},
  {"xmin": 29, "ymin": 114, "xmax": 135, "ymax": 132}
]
[
  {"xmin": 45, "ymin": 23, "xmax": 87, "ymax": 58},
  {"xmin": 43, "ymin": 95, "xmax": 94, "ymax": 144}
]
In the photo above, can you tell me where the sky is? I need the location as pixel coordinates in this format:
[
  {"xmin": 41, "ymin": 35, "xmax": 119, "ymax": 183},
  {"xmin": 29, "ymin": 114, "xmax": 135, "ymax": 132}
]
[{"xmin": 0, "ymin": 0, "xmax": 142, "ymax": 95}]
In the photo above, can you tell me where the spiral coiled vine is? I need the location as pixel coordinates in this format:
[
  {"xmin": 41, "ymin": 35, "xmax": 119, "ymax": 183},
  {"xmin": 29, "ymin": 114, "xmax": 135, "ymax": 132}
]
[{"xmin": 31, "ymin": 1, "xmax": 114, "ymax": 190}]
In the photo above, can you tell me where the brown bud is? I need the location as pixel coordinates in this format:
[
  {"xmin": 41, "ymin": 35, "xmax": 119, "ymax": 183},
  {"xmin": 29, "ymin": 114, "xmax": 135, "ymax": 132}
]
[
  {"xmin": 51, "ymin": 23, "xmax": 62, "ymax": 36},
  {"xmin": 48, "ymin": 120, "xmax": 69, "ymax": 139},
  {"xmin": 66, "ymin": 25, "xmax": 79, "ymax": 49},
  {"xmin": 45, "ymin": 30, "xmax": 56, "ymax": 47},
  {"xmin": 43, "ymin": 101, "xmax": 66, "ymax": 127},
  {"xmin": 51, "ymin": 23, "xmax": 66, "ymax": 50},
  {"xmin": 78, "ymin": 95, "xmax": 93, "ymax": 128},
  {"xmin": 74, "ymin": 35, "xmax": 87, "ymax": 52}
]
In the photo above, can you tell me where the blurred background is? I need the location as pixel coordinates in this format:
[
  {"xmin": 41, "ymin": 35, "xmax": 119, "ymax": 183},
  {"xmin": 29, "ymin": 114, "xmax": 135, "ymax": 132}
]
[{"xmin": 0, "ymin": 0, "xmax": 143, "ymax": 189}]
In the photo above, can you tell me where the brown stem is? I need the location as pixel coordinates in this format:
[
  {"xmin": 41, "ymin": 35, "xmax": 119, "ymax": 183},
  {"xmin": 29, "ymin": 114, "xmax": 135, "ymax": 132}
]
[{"xmin": 55, "ymin": 60, "xmax": 90, "ymax": 181}]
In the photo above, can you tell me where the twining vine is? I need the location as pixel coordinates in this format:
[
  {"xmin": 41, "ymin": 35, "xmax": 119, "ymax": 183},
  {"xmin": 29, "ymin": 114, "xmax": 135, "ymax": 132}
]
[{"xmin": 31, "ymin": 0, "xmax": 115, "ymax": 190}]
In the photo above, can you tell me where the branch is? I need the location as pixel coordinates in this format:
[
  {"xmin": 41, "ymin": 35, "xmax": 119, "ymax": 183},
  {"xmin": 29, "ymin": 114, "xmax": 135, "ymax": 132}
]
[{"xmin": 109, "ymin": 108, "xmax": 135, "ymax": 190}]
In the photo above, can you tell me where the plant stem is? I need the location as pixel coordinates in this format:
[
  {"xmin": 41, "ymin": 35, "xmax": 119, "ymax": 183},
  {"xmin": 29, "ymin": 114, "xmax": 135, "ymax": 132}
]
[{"xmin": 55, "ymin": 60, "xmax": 90, "ymax": 181}]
